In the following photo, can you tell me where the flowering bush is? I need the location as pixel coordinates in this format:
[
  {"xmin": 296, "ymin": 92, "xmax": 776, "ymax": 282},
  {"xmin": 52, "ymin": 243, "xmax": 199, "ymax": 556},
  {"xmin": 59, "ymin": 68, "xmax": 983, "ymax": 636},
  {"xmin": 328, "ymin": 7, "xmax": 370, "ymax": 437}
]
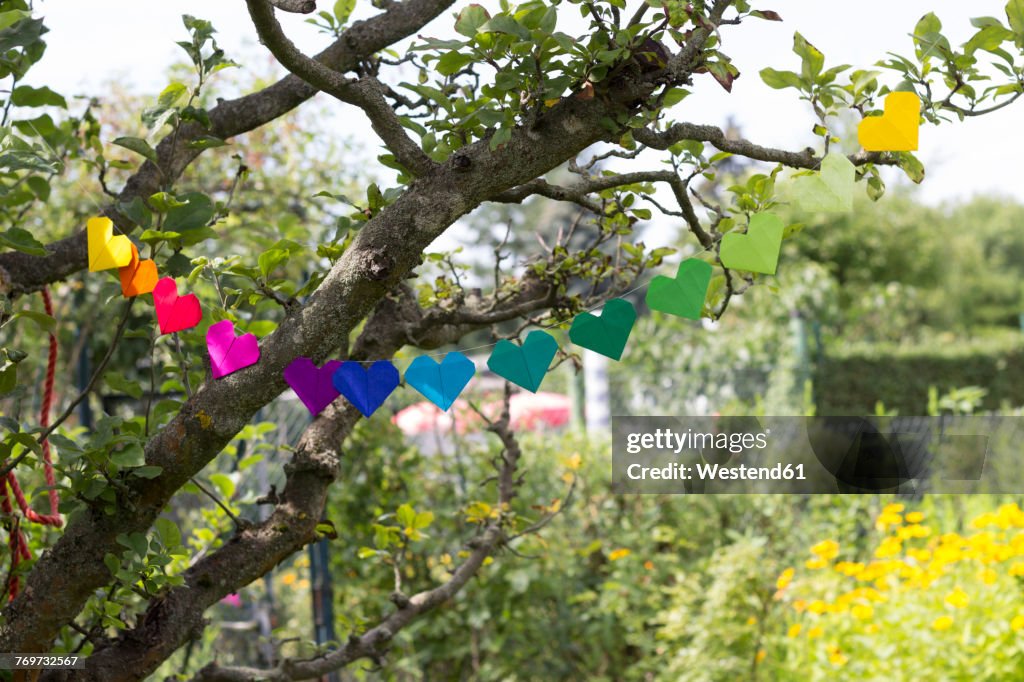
[{"xmin": 771, "ymin": 502, "xmax": 1024, "ymax": 680}]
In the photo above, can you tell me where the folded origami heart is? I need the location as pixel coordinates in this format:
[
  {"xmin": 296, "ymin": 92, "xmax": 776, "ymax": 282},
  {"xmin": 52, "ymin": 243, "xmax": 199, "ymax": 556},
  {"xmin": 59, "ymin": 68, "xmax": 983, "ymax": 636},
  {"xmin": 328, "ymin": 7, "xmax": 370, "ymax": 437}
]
[
  {"xmin": 719, "ymin": 212, "xmax": 785, "ymax": 275},
  {"xmin": 405, "ymin": 352, "xmax": 475, "ymax": 411},
  {"xmin": 118, "ymin": 243, "xmax": 158, "ymax": 297},
  {"xmin": 789, "ymin": 152, "xmax": 855, "ymax": 213},
  {"xmin": 487, "ymin": 330, "xmax": 558, "ymax": 393},
  {"xmin": 858, "ymin": 91, "xmax": 920, "ymax": 152},
  {"xmin": 87, "ymin": 216, "xmax": 133, "ymax": 272},
  {"xmin": 206, "ymin": 319, "xmax": 260, "ymax": 379},
  {"xmin": 645, "ymin": 259, "xmax": 713, "ymax": 320},
  {"xmin": 284, "ymin": 357, "xmax": 343, "ymax": 417},
  {"xmin": 569, "ymin": 299, "xmax": 636, "ymax": 361},
  {"xmin": 153, "ymin": 277, "xmax": 203, "ymax": 335},
  {"xmin": 332, "ymin": 360, "xmax": 400, "ymax": 417}
]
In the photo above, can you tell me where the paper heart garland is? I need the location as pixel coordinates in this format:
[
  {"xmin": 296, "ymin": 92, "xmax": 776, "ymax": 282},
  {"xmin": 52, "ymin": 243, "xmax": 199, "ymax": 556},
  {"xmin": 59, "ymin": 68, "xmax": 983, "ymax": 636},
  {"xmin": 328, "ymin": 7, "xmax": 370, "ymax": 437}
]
[
  {"xmin": 645, "ymin": 259, "xmax": 713, "ymax": 320},
  {"xmin": 789, "ymin": 152, "xmax": 854, "ymax": 213},
  {"xmin": 87, "ymin": 216, "xmax": 133, "ymax": 272},
  {"xmin": 332, "ymin": 361, "xmax": 400, "ymax": 417},
  {"xmin": 153, "ymin": 277, "xmax": 203, "ymax": 335},
  {"xmin": 487, "ymin": 330, "xmax": 558, "ymax": 393},
  {"xmin": 206, "ymin": 320, "xmax": 260, "ymax": 379},
  {"xmin": 720, "ymin": 212, "xmax": 785, "ymax": 275},
  {"xmin": 858, "ymin": 91, "xmax": 920, "ymax": 152},
  {"xmin": 569, "ymin": 299, "xmax": 637, "ymax": 361},
  {"xmin": 118, "ymin": 243, "xmax": 158, "ymax": 298},
  {"xmin": 405, "ymin": 353, "xmax": 475, "ymax": 411},
  {"xmin": 284, "ymin": 357, "xmax": 343, "ymax": 417}
]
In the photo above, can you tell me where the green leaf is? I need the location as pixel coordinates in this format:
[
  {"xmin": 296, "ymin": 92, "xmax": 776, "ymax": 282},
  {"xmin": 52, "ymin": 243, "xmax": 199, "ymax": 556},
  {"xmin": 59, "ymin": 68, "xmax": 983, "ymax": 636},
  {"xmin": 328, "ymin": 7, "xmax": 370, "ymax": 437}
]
[
  {"xmin": 792, "ymin": 32, "xmax": 824, "ymax": 82},
  {"xmin": 164, "ymin": 192, "xmax": 214, "ymax": 232},
  {"xmin": 333, "ymin": 0, "xmax": 356, "ymax": 23},
  {"xmin": 1009, "ymin": 0, "xmax": 1024, "ymax": 45},
  {"xmin": 139, "ymin": 229, "xmax": 182, "ymax": 244},
  {"xmin": 396, "ymin": 503, "xmax": 416, "ymax": 528},
  {"xmin": 482, "ymin": 15, "xmax": 531, "ymax": 40},
  {"xmin": 132, "ymin": 465, "xmax": 163, "ymax": 479},
  {"xmin": 11, "ymin": 85, "xmax": 66, "ymax": 108},
  {"xmin": 186, "ymin": 135, "xmax": 227, "ymax": 150},
  {"xmin": 895, "ymin": 152, "xmax": 925, "ymax": 184},
  {"xmin": 110, "ymin": 443, "xmax": 145, "ymax": 467},
  {"xmin": 455, "ymin": 4, "xmax": 490, "ymax": 37},
  {"xmin": 759, "ymin": 67, "xmax": 804, "ymax": 90},
  {"xmin": 0, "ymin": 16, "xmax": 46, "ymax": 54},
  {"xmin": 209, "ymin": 473, "xmax": 236, "ymax": 500},
  {"xmin": 413, "ymin": 510, "xmax": 435, "ymax": 529},
  {"xmin": 113, "ymin": 137, "xmax": 159, "ymax": 163},
  {"xmin": 258, "ymin": 248, "xmax": 290, "ymax": 278},
  {"xmin": 158, "ymin": 82, "xmax": 188, "ymax": 108},
  {"xmin": 103, "ymin": 553, "xmax": 120, "ymax": 576},
  {"xmin": 0, "ymin": 227, "xmax": 47, "ymax": 256},
  {"xmin": 11, "ymin": 309, "xmax": 55, "ymax": 333}
]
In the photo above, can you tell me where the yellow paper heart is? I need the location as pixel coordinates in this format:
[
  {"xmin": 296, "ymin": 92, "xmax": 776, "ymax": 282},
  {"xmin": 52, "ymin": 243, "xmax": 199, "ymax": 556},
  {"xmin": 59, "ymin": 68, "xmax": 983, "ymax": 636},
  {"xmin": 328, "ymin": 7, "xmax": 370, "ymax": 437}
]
[
  {"xmin": 857, "ymin": 92, "xmax": 920, "ymax": 152},
  {"xmin": 87, "ymin": 216, "xmax": 133, "ymax": 272}
]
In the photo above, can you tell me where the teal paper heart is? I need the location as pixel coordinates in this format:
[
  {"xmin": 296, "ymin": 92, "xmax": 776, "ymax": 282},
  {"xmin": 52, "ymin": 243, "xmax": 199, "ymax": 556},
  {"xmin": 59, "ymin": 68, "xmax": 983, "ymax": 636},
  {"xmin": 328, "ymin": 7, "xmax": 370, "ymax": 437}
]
[
  {"xmin": 645, "ymin": 259, "xmax": 713, "ymax": 320},
  {"xmin": 487, "ymin": 330, "xmax": 558, "ymax": 393},
  {"xmin": 719, "ymin": 212, "xmax": 785, "ymax": 275},
  {"xmin": 569, "ymin": 299, "xmax": 636, "ymax": 361}
]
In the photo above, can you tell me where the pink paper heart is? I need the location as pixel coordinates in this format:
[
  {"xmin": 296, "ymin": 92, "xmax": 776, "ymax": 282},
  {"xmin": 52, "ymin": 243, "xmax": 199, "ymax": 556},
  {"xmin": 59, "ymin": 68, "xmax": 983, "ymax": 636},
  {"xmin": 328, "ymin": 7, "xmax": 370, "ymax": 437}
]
[
  {"xmin": 206, "ymin": 319, "xmax": 260, "ymax": 379},
  {"xmin": 153, "ymin": 277, "xmax": 203, "ymax": 335}
]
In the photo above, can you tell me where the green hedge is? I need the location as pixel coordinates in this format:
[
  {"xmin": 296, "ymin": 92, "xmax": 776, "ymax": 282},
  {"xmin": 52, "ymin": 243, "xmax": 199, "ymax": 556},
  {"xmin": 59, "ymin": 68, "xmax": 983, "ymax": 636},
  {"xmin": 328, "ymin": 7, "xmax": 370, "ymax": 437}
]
[{"xmin": 813, "ymin": 332, "xmax": 1024, "ymax": 415}]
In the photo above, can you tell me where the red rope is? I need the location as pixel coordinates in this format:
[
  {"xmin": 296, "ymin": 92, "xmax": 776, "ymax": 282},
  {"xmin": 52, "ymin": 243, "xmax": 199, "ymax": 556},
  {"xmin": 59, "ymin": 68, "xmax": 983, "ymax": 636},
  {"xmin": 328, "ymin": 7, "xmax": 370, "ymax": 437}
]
[{"xmin": 3, "ymin": 286, "xmax": 62, "ymax": 600}]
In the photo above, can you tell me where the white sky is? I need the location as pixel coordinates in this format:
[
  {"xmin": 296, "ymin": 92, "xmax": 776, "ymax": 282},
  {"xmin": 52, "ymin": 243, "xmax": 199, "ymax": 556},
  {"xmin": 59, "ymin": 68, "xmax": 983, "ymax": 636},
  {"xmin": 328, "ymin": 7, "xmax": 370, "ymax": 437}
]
[{"xmin": 28, "ymin": 0, "xmax": 1024, "ymax": 213}]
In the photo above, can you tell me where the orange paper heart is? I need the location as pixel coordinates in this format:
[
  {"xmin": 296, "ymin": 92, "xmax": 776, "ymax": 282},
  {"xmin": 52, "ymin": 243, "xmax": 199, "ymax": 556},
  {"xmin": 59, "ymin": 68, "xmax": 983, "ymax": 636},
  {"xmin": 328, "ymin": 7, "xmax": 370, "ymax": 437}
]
[{"xmin": 118, "ymin": 244, "xmax": 158, "ymax": 298}]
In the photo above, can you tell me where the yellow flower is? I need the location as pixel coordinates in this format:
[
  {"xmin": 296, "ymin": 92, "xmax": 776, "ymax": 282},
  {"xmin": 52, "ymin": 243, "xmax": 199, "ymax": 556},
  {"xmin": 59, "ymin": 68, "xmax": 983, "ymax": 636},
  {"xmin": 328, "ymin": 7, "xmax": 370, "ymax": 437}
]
[
  {"xmin": 792, "ymin": 600, "xmax": 807, "ymax": 613},
  {"xmin": 945, "ymin": 587, "xmax": 969, "ymax": 609},
  {"xmin": 281, "ymin": 572, "xmax": 297, "ymax": 586},
  {"xmin": 787, "ymin": 624, "xmax": 802, "ymax": 638},
  {"xmin": 746, "ymin": 616, "xmax": 758, "ymax": 626},
  {"xmin": 851, "ymin": 604, "xmax": 874, "ymax": 620},
  {"xmin": 980, "ymin": 568, "xmax": 998, "ymax": 585},
  {"xmin": 1011, "ymin": 615, "xmax": 1024, "ymax": 631},
  {"xmin": 883, "ymin": 503, "xmax": 905, "ymax": 514},
  {"xmin": 874, "ymin": 537, "xmax": 903, "ymax": 559},
  {"xmin": 644, "ymin": 560, "xmax": 655, "ymax": 571},
  {"xmin": 609, "ymin": 548, "xmax": 631, "ymax": 561},
  {"xmin": 932, "ymin": 616, "xmax": 954, "ymax": 631},
  {"xmin": 811, "ymin": 540, "xmax": 840, "ymax": 560},
  {"xmin": 827, "ymin": 645, "xmax": 848, "ymax": 667},
  {"xmin": 297, "ymin": 579, "xmax": 310, "ymax": 591},
  {"xmin": 807, "ymin": 600, "xmax": 828, "ymax": 615},
  {"xmin": 805, "ymin": 558, "xmax": 828, "ymax": 570},
  {"xmin": 807, "ymin": 626, "xmax": 824, "ymax": 639},
  {"xmin": 1010, "ymin": 562, "xmax": 1024, "ymax": 577},
  {"xmin": 562, "ymin": 452, "xmax": 582, "ymax": 471},
  {"xmin": 776, "ymin": 567, "xmax": 795, "ymax": 590},
  {"xmin": 755, "ymin": 649, "xmax": 767, "ymax": 663},
  {"xmin": 905, "ymin": 511, "xmax": 924, "ymax": 523}
]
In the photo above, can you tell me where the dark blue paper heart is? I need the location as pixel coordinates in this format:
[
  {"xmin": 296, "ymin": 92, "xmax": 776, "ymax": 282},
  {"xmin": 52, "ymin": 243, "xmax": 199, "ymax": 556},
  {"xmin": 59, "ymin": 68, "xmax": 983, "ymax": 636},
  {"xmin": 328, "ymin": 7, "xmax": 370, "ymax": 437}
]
[{"xmin": 331, "ymin": 360, "xmax": 400, "ymax": 417}]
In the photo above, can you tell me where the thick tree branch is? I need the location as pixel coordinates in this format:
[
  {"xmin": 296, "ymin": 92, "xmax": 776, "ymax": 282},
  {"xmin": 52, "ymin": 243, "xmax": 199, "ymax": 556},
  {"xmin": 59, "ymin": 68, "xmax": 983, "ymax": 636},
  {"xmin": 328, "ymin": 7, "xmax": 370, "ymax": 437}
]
[
  {"xmin": 246, "ymin": 0, "xmax": 436, "ymax": 176},
  {"xmin": 191, "ymin": 392, "xmax": 525, "ymax": 682},
  {"xmin": 268, "ymin": 0, "xmax": 317, "ymax": 12},
  {"xmin": 0, "ymin": 0, "xmax": 454, "ymax": 298}
]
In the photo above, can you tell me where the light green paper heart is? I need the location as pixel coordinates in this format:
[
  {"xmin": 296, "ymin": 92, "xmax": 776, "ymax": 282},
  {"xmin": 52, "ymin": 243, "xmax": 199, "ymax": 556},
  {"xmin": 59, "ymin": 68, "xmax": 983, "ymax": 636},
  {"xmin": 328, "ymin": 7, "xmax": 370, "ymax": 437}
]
[
  {"xmin": 569, "ymin": 298, "xmax": 636, "ymax": 361},
  {"xmin": 645, "ymin": 259, "xmax": 712, "ymax": 320},
  {"xmin": 487, "ymin": 330, "xmax": 558, "ymax": 393},
  {"xmin": 719, "ymin": 212, "xmax": 784, "ymax": 275},
  {"xmin": 789, "ymin": 152, "xmax": 854, "ymax": 213}
]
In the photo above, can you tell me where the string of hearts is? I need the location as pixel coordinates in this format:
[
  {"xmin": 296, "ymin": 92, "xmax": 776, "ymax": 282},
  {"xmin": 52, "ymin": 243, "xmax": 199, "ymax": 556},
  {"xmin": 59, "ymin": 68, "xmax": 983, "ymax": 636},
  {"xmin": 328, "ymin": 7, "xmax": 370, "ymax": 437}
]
[{"xmin": 84, "ymin": 93, "xmax": 919, "ymax": 419}]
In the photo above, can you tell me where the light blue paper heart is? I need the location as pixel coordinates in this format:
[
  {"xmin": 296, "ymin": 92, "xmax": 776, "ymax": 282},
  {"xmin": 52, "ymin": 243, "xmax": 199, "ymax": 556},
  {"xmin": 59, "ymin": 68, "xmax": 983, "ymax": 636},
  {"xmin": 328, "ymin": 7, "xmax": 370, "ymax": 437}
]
[{"xmin": 405, "ymin": 352, "xmax": 476, "ymax": 411}]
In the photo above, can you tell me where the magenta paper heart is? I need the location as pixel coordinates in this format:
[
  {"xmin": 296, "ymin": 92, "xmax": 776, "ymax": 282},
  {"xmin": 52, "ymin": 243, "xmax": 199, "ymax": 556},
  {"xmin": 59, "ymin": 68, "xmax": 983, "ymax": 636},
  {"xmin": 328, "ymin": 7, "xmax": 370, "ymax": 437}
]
[
  {"xmin": 206, "ymin": 320, "xmax": 260, "ymax": 379},
  {"xmin": 283, "ymin": 357, "xmax": 343, "ymax": 417}
]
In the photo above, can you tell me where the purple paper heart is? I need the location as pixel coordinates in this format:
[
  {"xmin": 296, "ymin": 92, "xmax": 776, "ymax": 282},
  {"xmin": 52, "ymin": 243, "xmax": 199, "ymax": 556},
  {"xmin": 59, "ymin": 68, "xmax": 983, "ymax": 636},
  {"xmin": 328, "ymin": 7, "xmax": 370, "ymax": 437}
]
[
  {"xmin": 331, "ymin": 361, "xmax": 400, "ymax": 417},
  {"xmin": 284, "ymin": 357, "xmax": 343, "ymax": 417},
  {"xmin": 207, "ymin": 320, "xmax": 260, "ymax": 379}
]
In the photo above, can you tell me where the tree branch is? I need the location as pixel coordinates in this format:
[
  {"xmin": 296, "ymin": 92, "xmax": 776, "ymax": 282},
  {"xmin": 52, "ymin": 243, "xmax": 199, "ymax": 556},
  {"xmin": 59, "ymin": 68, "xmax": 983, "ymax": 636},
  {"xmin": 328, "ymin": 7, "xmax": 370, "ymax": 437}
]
[
  {"xmin": 245, "ymin": 0, "xmax": 436, "ymax": 176},
  {"xmin": 0, "ymin": 0, "xmax": 455, "ymax": 298}
]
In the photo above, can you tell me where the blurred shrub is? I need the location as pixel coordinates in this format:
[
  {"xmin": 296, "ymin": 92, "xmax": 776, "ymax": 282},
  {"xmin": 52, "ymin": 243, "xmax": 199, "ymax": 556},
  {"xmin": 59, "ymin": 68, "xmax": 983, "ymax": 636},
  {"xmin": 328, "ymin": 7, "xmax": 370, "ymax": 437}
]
[{"xmin": 814, "ymin": 330, "xmax": 1024, "ymax": 415}]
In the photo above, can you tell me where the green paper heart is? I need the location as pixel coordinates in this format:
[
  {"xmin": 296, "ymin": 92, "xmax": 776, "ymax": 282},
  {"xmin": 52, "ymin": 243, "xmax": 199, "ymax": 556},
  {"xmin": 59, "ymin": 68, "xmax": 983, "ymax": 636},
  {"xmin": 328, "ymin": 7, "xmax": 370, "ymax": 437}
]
[
  {"xmin": 720, "ymin": 212, "xmax": 784, "ymax": 275},
  {"xmin": 645, "ymin": 259, "xmax": 712, "ymax": 320},
  {"xmin": 569, "ymin": 298, "xmax": 636, "ymax": 361},
  {"xmin": 789, "ymin": 152, "xmax": 854, "ymax": 213},
  {"xmin": 487, "ymin": 330, "xmax": 558, "ymax": 393}
]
